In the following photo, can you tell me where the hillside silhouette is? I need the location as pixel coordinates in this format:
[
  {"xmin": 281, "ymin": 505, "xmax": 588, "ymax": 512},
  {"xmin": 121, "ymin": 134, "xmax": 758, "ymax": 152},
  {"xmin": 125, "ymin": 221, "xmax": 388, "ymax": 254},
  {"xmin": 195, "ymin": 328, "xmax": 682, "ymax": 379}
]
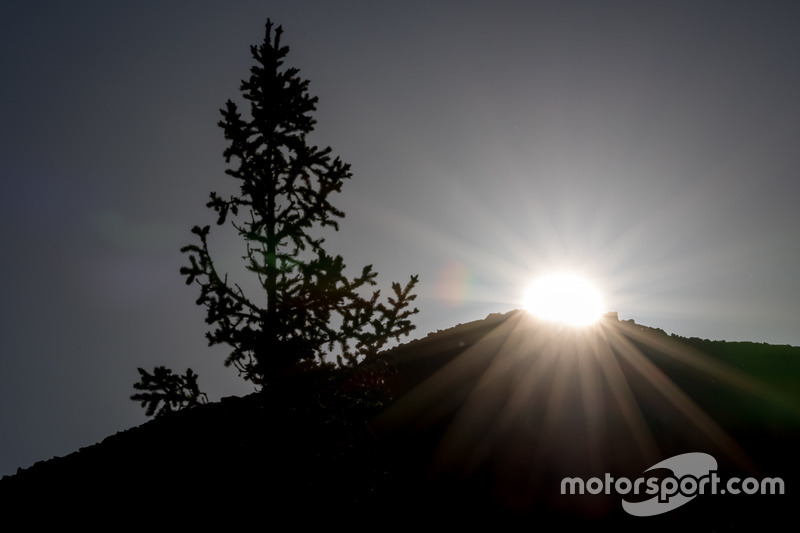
[{"xmin": 2, "ymin": 311, "xmax": 798, "ymax": 528}]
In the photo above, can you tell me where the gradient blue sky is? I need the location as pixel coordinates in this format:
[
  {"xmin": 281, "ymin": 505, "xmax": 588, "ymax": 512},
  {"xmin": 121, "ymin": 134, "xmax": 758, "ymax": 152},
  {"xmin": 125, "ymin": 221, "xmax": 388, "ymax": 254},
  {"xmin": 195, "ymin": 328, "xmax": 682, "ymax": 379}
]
[{"xmin": 2, "ymin": 1, "xmax": 799, "ymax": 476}]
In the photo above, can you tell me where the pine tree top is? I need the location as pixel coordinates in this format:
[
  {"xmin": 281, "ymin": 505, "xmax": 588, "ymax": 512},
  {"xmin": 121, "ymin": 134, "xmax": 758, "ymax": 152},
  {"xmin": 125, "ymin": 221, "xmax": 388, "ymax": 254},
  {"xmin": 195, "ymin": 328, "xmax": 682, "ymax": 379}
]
[{"xmin": 176, "ymin": 19, "xmax": 419, "ymax": 388}]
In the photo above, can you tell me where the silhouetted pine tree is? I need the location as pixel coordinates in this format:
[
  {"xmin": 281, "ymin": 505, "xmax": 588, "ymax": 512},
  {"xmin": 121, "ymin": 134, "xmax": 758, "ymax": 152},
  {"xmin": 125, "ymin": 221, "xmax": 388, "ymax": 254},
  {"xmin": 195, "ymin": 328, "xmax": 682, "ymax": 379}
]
[{"xmin": 178, "ymin": 20, "xmax": 418, "ymax": 387}]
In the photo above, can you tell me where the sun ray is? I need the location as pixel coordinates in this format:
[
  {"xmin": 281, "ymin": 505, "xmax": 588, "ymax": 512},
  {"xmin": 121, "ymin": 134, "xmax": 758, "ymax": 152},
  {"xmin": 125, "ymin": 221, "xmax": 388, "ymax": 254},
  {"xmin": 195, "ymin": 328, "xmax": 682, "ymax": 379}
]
[
  {"xmin": 603, "ymin": 323, "xmax": 756, "ymax": 473},
  {"xmin": 373, "ymin": 307, "xmax": 791, "ymax": 515}
]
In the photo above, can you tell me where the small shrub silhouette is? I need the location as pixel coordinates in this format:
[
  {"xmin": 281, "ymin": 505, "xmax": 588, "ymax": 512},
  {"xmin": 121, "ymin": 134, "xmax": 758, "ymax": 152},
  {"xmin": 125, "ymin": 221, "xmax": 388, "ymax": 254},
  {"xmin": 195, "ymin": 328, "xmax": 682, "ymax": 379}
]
[{"xmin": 131, "ymin": 366, "xmax": 208, "ymax": 418}]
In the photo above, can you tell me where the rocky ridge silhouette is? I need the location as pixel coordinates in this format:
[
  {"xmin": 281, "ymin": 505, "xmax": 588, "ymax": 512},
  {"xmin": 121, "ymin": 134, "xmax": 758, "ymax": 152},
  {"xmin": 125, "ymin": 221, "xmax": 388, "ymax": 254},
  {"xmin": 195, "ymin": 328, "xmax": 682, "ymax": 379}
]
[{"xmin": 2, "ymin": 310, "xmax": 798, "ymax": 528}]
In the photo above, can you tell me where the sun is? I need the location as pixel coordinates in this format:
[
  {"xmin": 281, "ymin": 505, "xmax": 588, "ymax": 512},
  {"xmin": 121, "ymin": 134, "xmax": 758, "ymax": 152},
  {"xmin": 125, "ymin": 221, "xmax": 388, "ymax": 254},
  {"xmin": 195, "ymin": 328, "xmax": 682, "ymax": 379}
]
[{"xmin": 523, "ymin": 273, "xmax": 604, "ymax": 326}]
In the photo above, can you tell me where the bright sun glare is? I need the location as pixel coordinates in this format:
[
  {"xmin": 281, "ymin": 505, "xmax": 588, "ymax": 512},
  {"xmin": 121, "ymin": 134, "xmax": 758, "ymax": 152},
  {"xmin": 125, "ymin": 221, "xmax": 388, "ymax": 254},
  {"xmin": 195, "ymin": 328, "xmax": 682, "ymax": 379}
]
[{"xmin": 523, "ymin": 273, "xmax": 604, "ymax": 326}]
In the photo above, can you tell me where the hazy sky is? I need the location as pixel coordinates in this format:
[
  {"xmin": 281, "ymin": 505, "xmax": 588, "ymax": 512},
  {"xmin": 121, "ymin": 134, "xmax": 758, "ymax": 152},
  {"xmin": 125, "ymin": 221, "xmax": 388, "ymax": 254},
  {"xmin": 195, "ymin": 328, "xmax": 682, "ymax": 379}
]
[{"xmin": 2, "ymin": 1, "xmax": 799, "ymax": 476}]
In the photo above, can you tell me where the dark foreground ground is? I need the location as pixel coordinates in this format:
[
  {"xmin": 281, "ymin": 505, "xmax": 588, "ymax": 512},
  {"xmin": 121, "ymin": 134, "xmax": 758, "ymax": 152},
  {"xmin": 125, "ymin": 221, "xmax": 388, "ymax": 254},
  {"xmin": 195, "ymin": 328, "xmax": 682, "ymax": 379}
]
[{"xmin": 2, "ymin": 311, "xmax": 798, "ymax": 529}]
